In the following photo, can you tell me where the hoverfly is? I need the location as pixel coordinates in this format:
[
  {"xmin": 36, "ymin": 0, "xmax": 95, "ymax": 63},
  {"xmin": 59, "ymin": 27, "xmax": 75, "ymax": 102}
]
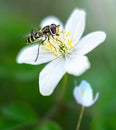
[{"xmin": 26, "ymin": 24, "xmax": 60, "ymax": 62}]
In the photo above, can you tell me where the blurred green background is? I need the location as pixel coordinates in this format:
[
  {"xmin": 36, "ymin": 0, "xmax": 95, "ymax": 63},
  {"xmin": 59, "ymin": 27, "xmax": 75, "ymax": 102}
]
[{"xmin": 0, "ymin": 0, "xmax": 116, "ymax": 130}]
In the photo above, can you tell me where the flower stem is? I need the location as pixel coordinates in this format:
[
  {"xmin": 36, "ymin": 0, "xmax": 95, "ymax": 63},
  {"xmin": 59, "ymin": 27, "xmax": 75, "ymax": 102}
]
[
  {"xmin": 58, "ymin": 74, "xmax": 68, "ymax": 102},
  {"xmin": 76, "ymin": 106, "xmax": 85, "ymax": 130},
  {"xmin": 39, "ymin": 74, "xmax": 68, "ymax": 124}
]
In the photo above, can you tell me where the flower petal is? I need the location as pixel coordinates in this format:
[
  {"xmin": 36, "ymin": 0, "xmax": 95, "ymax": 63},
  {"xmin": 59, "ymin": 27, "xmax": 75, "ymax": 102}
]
[
  {"xmin": 65, "ymin": 55, "xmax": 90, "ymax": 76},
  {"xmin": 39, "ymin": 59, "xmax": 65, "ymax": 96},
  {"xmin": 89, "ymin": 92, "xmax": 99, "ymax": 107},
  {"xmin": 16, "ymin": 44, "xmax": 56, "ymax": 65},
  {"xmin": 40, "ymin": 16, "xmax": 63, "ymax": 29},
  {"xmin": 65, "ymin": 9, "xmax": 86, "ymax": 45},
  {"xmin": 76, "ymin": 31, "xmax": 106, "ymax": 55},
  {"xmin": 75, "ymin": 81, "xmax": 93, "ymax": 106},
  {"xmin": 73, "ymin": 80, "xmax": 99, "ymax": 107}
]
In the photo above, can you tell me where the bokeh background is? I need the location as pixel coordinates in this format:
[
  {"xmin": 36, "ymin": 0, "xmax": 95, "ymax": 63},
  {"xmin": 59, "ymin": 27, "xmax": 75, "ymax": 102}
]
[{"xmin": 0, "ymin": 0, "xmax": 116, "ymax": 130}]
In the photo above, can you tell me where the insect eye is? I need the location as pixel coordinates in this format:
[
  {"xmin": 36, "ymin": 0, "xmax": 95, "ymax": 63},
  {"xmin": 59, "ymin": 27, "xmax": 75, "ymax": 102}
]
[{"xmin": 50, "ymin": 26, "xmax": 56, "ymax": 34}]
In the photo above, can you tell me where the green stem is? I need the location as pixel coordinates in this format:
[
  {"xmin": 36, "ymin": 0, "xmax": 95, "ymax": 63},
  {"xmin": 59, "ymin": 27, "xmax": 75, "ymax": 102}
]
[
  {"xmin": 58, "ymin": 74, "xmax": 68, "ymax": 102},
  {"xmin": 76, "ymin": 106, "xmax": 85, "ymax": 130},
  {"xmin": 39, "ymin": 74, "xmax": 68, "ymax": 124}
]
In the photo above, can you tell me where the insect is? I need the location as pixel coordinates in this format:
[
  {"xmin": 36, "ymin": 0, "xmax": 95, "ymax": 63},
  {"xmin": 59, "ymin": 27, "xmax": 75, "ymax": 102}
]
[{"xmin": 26, "ymin": 24, "xmax": 60, "ymax": 62}]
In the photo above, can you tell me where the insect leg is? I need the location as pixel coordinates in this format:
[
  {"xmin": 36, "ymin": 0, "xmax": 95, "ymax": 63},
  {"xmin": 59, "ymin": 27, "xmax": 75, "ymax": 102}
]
[
  {"xmin": 34, "ymin": 37, "xmax": 47, "ymax": 62},
  {"xmin": 48, "ymin": 37, "xmax": 57, "ymax": 51},
  {"xmin": 52, "ymin": 35, "xmax": 62, "ymax": 43},
  {"xmin": 34, "ymin": 44, "xmax": 40, "ymax": 62}
]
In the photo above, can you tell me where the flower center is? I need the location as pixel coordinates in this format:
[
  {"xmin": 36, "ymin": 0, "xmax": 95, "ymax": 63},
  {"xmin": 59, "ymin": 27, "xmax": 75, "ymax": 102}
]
[
  {"xmin": 81, "ymin": 91, "xmax": 85, "ymax": 97},
  {"xmin": 41, "ymin": 30, "xmax": 74, "ymax": 58}
]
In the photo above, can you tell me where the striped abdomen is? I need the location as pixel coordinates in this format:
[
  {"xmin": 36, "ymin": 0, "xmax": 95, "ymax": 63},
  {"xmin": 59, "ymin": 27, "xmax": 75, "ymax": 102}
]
[
  {"xmin": 26, "ymin": 35, "xmax": 37, "ymax": 43},
  {"xmin": 26, "ymin": 31, "xmax": 41, "ymax": 44}
]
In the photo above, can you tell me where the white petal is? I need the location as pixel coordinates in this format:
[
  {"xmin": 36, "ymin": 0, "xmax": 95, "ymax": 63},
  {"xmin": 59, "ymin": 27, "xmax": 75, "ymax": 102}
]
[
  {"xmin": 65, "ymin": 9, "xmax": 86, "ymax": 45},
  {"xmin": 40, "ymin": 16, "xmax": 63, "ymax": 28},
  {"xmin": 73, "ymin": 80, "xmax": 99, "ymax": 107},
  {"xmin": 65, "ymin": 55, "xmax": 90, "ymax": 76},
  {"xmin": 73, "ymin": 80, "xmax": 92, "ymax": 106},
  {"xmin": 88, "ymin": 92, "xmax": 99, "ymax": 107},
  {"xmin": 77, "ymin": 81, "xmax": 93, "ymax": 106},
  {"xmin": 39, "ymin": 59, "xmax": 65, "ymax": 96},
  {"xmin": 76, "ymin": 31, "xmax": 106, "ymax": 55},
  {"xmin": 16, "ymin": 44, "xmax": 56, "ymax": 65}
]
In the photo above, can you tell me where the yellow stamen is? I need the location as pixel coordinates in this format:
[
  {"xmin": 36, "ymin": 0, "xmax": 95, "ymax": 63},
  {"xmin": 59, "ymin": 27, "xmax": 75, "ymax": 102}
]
[
  {"xmin": 53, "ymin": 53, "xmax": 58, "ymax": 56},
  {"xmin": 67, "ymin": 32, "xmax": 71, "ymax": 36},
  {"xmin": 81, "ymin": 91, "xmax": 85, "ymax": 97},
  {"xmin": 41, "ymin": 29, "xmax": 74, "ymax": 58},
  {"xmin": 66, "ymin": 32, "xmax": 71, "ymax": 37},
  {"xmin": 68, "ymin": 39, "xmax": 74, "ymax": 49}
]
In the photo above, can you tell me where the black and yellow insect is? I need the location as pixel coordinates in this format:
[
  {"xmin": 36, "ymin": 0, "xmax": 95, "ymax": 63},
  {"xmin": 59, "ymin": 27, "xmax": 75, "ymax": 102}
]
[
  {"xmin": 26, "ymin": 24, "xmax": 60, "ymax": 61},
  {"xmin": 26, "ymin": 24, "xmax": 60, "ymax": 44}
]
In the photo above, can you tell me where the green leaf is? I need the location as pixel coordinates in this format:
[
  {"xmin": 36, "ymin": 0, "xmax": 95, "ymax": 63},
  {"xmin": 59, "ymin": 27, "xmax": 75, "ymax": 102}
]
[
  {"xmin": 0, "ymin": 117, "xmax": 23, "ymax": 130},
  {"xmin": 2, "ymin": 102, "xmax": 38, "ymax": 124},
  {"xmin": 35, "ymin": 121, "xmax": 62, "ymax": 130}
]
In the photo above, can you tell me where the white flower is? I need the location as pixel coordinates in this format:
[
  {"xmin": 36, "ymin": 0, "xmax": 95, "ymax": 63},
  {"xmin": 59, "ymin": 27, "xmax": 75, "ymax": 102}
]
[
  {"xmin": 73, "ymin": 80, "xmax": 99, "ymax": 107},
  {"xmin": 16, "ymin": 9, "xmax": 106, "ymax": 96}
]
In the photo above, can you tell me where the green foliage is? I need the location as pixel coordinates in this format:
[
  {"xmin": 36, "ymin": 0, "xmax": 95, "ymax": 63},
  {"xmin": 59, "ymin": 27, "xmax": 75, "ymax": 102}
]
[
  {"xmin": 0, "ymin": 102, "xmax": 38, "ymax": 130},
  {"xmin": 1, "ymin": 102, "xmax": 38, "ymax": 123},
  {"xmin": 0, "ymin": 117, "xmax": 23, "ymax": 130},
  {"xmin": 35, "ymin": 121, "xmax": 62, "ymax": 130}
]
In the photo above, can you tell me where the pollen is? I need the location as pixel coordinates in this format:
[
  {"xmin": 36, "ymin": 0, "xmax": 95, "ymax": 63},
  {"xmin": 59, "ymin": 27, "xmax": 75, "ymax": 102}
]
[
  {"xmin": 67, "ymin": 32, "xmax": 71, "ymax": 36},
  {"xmin": 81, "ymin": 91, "xmax": 85, "ymax": 97},
  {"xmin": 62, "ymin": 30, "xmax": 66, "ymax": 34},
  {"xmin": 66, "ymin": 32, "xmax": 71, "ymax": 37},
  {"xmin": 42, "ymin": 29, "xmax": 74, "ymax": 58},
  {"xmin": 53, "ymin": 53, "xmax": 58, "ymax": 57},
  {"xmin": 68, "ymin": 39, "xmax": 74, "ymax": 49}
]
